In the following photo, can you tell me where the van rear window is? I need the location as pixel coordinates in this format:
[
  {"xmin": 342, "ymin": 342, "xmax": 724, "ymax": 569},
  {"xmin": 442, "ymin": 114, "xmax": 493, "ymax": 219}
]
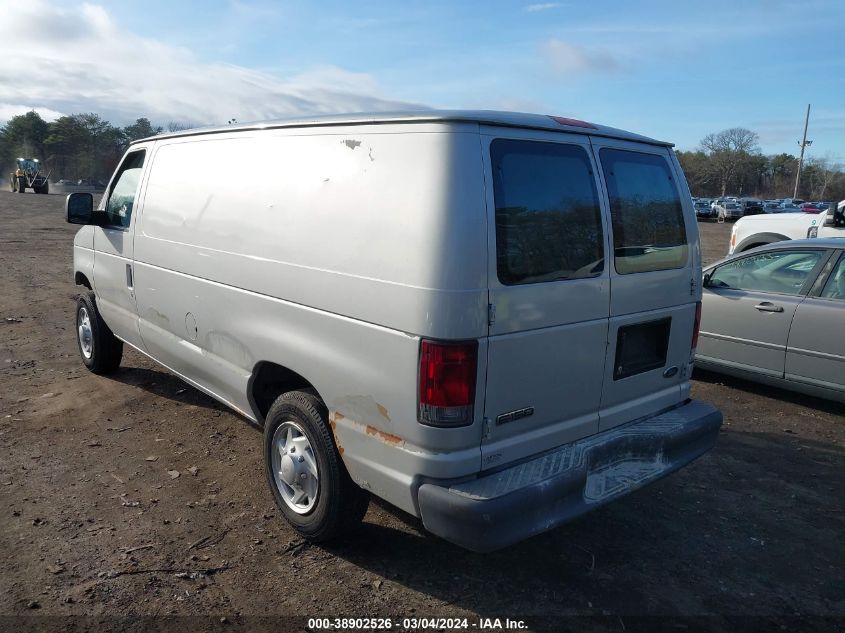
[
  {"xmin": 599, "ymin": 149, "xmax": 688, "ymax": 274},
  {"xmin": 491, "ymin": 139, "xmax": 604, "ymax": 285}
]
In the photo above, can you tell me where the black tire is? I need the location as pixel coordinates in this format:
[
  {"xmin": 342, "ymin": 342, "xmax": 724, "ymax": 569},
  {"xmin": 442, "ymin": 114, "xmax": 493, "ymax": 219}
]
[
  {"xmin": 264, "ymin": 391, "xmax": 369, "ymax": 542},
  {"xmin": 39, "ymin": 181, "xmax": 49, "ymax": 194},
  {"xmin": 17, "ymin": 176, "xmax": 26, "ymax": 193},
  {"xmin": 75, "ymin": 292, "xmax": 123, "ymax": 374}
]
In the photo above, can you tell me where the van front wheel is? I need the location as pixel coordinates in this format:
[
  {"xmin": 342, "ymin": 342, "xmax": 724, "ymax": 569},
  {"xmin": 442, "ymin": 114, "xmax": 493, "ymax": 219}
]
[
  {"xmin": 264, "ymin": 391, "xmax": 369, "ymax": 542},
  {"xmin": 76, "ymin": 292, "xmax": 123, "ymax": 374}
]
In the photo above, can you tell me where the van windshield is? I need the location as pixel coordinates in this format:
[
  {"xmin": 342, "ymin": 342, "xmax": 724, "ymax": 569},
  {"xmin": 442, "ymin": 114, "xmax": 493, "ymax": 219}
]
[
  {"xmin": 599, "ymin": 149, "xmax": 688, "ymax": 275},
  {"xmin": 491, "ymin": 139, "xmax": 604, "ymax": 285}
]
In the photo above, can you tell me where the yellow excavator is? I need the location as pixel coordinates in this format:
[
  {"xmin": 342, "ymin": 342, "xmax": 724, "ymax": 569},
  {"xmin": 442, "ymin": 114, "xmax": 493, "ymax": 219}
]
[{"xmin": 10, "ymin": 157, "xmax": 50, "ymax": 194}]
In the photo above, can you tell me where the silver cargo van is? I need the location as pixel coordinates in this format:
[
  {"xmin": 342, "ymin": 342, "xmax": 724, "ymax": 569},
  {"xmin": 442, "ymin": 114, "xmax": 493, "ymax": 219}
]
[{"xmin": 66, "ymin": 110, "xmax": 722, "ymax": 551}]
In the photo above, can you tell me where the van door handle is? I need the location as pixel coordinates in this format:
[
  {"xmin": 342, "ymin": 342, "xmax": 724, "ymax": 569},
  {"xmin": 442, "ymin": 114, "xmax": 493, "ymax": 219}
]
[
  {"xmin": 754, "ymin": 302, "xmax": 783, "ymax": 313},
  {"xmin": 125, "ymin": 264, "xmax": 134, "ymax": 291}
]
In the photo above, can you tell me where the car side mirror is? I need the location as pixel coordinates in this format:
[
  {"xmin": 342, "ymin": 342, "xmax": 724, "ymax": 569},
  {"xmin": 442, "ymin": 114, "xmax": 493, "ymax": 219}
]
[
  {"xmin": 702, "ymin": 272, "xmax": 712, "ymax": 288},
  {"xmin": 66, "ymin": 192, "xmax": 94, "ymax": 224},
  {"xmin": 824, "ymin": 211, "xmax": 836, "ymax": 227}
]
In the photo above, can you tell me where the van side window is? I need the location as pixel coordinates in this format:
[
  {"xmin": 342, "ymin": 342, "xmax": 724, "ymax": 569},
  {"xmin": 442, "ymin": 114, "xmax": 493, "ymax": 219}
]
[
  {"xmin": 491, "ymin": 139, "xmax": 604, "ymax": 285},
  {"xmin": 599, "ymin": 149, "xmax": 688, "ymax": 274},
  {"xmin": 104, "ymin": 151, "xmax": 145, "ymax": 229}
]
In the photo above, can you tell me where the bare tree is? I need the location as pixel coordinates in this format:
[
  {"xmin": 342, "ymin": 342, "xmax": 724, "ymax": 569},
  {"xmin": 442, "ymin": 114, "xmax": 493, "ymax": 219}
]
[
  {"xmin": 806, "ymin": 155, "xmax": 839, "ymax": 200},
  {"xmin": 700, "ymin": 128, "xmax": 760, "ymax": 154},
  {"xmin": 699, "ymin": 128, "xmax": 761, "ymax": 196},
  {"xmin": 166, "ymin": 121, "xmax": 194, "ymax": 133}
]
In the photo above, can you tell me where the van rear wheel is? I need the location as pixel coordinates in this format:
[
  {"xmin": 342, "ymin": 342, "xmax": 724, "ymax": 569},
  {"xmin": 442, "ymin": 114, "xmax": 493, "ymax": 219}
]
[
  {"xmin": 76, "ymin": 292, "xmax": 123, "ymax": 374},
  {"xmin": 264, "ymin": 391, "xmax": 369, "ymax": 542}
]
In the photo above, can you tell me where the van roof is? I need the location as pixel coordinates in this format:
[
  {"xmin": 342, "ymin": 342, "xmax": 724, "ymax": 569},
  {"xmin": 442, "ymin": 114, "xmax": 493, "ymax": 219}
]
[{"xmin": 134, "ymin": 110, "xmax": 673, "ymax": 147}]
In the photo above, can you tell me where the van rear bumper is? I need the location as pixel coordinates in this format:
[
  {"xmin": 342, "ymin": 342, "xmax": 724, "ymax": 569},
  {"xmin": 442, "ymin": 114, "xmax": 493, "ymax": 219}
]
[{"xmin": 417, "ymin": 399, "xmax": 722, "ymax": 552}]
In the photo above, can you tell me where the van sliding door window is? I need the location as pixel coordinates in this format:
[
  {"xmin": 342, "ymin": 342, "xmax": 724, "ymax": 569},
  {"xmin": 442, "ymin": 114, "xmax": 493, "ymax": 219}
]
[
  {"xmin": 599, "ymin": 149, "xmax": 688, "ymax": 274},
  {"xmin": 491, "ymin": 139, "xmax": 604, "ymax": 285},
  {"xmin": 104, "ymin": 151, "xmax": 145, "ymax": 229}
]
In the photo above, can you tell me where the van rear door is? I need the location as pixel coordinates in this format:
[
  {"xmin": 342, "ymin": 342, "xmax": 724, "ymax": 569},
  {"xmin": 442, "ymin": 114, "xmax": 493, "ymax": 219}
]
[
  {"xmin": 480, "ymin": 129, "xmax": 611, "ymax": 470},
  {"xmin": 589, "ymin": 139, "xmax": 699, "ymax": 431}
]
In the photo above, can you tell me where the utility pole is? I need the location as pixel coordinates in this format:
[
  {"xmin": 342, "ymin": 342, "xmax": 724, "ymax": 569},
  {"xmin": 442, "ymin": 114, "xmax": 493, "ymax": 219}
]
[{"xmin": 793, "ymin": 104, "xmax": 812, "ymax": 199}]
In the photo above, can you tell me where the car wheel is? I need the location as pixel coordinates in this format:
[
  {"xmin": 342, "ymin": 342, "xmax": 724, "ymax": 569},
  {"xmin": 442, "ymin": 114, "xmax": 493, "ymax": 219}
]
[
  {"xmin": 264, "ymin": 390, "xmax": 369, "ymax": 542},
  {"xmin": 76, "ymin": 292, "xmax": 123, "ymax": 374}
]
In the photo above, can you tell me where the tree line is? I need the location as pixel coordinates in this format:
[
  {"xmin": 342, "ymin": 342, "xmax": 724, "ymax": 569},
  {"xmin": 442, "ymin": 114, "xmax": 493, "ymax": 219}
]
[
  {"xmin": 2, "ymin": 111, "xmax": 843, "ymax": 202},
  {"xmin": 0, "ymin": 110, "xmax": 192, "ymax": 183},
  {"xmin": 676, "ymin": 127, "xmax": 844, "ymax": 201}
]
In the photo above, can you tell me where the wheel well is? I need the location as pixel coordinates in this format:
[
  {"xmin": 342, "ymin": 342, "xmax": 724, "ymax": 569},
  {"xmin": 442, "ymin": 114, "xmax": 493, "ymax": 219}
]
[
  {"xmin": 737, "ymin": 233, "xmax": 791, "ymax": 253},
  {"xmin": 248, "ymin": 361, "xmax": 318, "ymax": 424},
  {"xmin": 75, "ymin": 272, "xmax": 92, "ymax": 289}
]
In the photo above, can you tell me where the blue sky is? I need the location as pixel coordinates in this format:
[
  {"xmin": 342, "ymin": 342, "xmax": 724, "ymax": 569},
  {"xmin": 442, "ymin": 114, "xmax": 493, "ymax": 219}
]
[{"xmin": 2, "ymin": 0, "xmax": 843, "ymax": 159}]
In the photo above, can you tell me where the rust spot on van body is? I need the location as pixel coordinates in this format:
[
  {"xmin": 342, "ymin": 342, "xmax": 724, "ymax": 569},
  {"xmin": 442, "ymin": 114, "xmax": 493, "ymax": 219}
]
[
  {"xmin": 328, "ymin": 411, "xmax": 346, "ymax": 455},
  {"xmin": 365, "ymin": 425, "xmax": 402, "ymax": 446},
  {"xmin": 376, "ymin": 403, "xmax": 391, "ymax": 422}
]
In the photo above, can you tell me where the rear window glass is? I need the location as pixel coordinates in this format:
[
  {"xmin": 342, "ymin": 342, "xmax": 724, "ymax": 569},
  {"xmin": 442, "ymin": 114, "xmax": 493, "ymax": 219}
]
[
  {"xmin": 600, "ymin": 149, "xmax": 688, "ymax": 274},
  {"xmin": 491, "ymin": 139, "xmax": 604, "ymax": 285}
]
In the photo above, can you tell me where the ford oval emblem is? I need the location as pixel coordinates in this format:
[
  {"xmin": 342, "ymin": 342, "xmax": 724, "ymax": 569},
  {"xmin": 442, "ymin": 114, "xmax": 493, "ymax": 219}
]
[{"xmin": 663, "ymin": 366, "xmax": 679, "ymax": 378}]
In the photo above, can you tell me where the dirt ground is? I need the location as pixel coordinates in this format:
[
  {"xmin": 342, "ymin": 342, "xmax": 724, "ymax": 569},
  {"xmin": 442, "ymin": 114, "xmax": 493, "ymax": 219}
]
[{"xmin": 0, "ymin": 192, "xmax": 843, "ymax": 632}]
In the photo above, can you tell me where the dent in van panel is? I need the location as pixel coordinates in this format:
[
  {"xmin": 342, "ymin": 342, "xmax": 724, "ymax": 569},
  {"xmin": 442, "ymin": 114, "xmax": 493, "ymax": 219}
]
[
  {"xmin": 145, "ymin": 307, "xmax": 170, "ymax": 327},
  {"xmin": 203, "ymin": 330, "xmax": 254, "ymax": 370},
  {"xmin": 332, "ymin": 394, "xmax": 394, "ymax": 429}
]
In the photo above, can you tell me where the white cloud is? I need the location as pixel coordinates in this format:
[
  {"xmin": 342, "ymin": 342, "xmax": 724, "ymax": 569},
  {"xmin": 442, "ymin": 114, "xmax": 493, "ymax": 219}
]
[
  {"xmin": 0, "ymin": 103, "xmax": 65, "ymax": 122},
  {"xmin": 0, "ymin": 1, "xmax": 422, "ymax": 126},
  {"xmin": 542, "ymin": 39, "xmax": 621, "ymax": 75},
  {"xmin": 526, "ymin": 3, "xmax": 561, "ymax": 12}
]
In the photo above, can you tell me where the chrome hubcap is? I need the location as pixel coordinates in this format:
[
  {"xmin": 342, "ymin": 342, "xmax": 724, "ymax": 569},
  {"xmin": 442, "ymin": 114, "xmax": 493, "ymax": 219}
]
[
  {"xmin": 78, "ymin": 306, "xmax": 93, "ymax": 359},
  {"xmin": 271, "ymin": 421, "xmax": 319, "ymax": 514}
]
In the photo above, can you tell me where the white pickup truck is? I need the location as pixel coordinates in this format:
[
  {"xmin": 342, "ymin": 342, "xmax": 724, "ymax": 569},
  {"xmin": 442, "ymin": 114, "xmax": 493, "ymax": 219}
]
[{"xmin": 728, "ymin": 201, "xmax": 845, "ymax": 255}]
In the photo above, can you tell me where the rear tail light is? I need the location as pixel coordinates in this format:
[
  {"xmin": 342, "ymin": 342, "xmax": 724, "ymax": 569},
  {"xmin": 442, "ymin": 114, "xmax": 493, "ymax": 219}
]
[
  {"xmin": 691, "ymin": 301, "xmax": 702, "ymax": 351},
  {"xmin": 418, "ymin": 339, "xmax": 478, "ymax": 427}
]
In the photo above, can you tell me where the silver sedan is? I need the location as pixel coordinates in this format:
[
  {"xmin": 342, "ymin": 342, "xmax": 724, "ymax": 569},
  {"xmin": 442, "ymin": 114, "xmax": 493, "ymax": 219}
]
[{"xmin": 696, "ymin": 239, "xmax": 845, "ymax": 402}]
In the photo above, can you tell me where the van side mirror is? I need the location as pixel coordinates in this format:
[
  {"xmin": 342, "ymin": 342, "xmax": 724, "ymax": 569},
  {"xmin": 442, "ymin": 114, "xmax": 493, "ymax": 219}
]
[{"xmin": 66, "ymin": 192, "xmax": 94, "ymax": 224}]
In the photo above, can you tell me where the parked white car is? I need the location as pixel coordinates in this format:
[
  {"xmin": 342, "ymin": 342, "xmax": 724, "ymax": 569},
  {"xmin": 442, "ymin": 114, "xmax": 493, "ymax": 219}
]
[
  {"xmin": 729, "ymin": 208, "xmax": 844, "ymax": 255},
  {"xmin": 66, "ymin": 110, "xmax": 721, "ymax": 551}
]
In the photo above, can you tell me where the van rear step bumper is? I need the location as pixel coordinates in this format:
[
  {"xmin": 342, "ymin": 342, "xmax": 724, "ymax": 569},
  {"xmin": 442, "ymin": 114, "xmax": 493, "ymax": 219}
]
[{"xmin": 417, "ymin": 400, "xmax": 722, "ymax": 552}]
